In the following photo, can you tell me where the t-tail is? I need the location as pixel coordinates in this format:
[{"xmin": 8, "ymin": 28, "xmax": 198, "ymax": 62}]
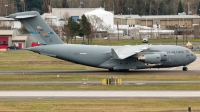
[{"xmin": 9, "ymin": 11, "xmax": 64, "ymax": 45}]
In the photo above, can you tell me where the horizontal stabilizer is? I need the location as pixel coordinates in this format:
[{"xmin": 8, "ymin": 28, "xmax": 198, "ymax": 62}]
[{"xmin": 15, "ymin": 15, "xmax": 37, "ymax": 19}]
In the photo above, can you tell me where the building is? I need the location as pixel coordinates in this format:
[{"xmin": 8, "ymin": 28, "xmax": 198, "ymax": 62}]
[
  {"xmin": 0, "ymin": 16, "xmax": 38, "ymax": 50},
  {"xmin": 51, "ymin": 8, "xmax": 97, "ymax": 20},
  {"xmin": 0, "ymin": 17, "xmax": 21, "ymax": 29},
  {"xmin": 12, "ymin": 35, "xmax": 28, "ymax": 49},
  {"xmin": 0, "ymin": 29, "xmax": 37, "ymax": 51},
  {"xmin": 42, "ymin": 8, "xmax": 200, "ymax": 39},
  {"xmin": 114, "ymin": 15, "xmax": 200, "ymax": 29},
  {"xmin": 114, "ymin": 15, "xmax": 200, "ymax": 39},
  {"xmin": 0, "ymin": 30, "xmax": 13, "ymax": 50},
  {"xmin": 85, "ymin": 8, "xmax": 114, "ymax": 30}
]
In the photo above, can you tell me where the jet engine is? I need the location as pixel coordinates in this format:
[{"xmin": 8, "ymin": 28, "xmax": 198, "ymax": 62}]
[
  {"xmin": 157, "ymin": 52, "xmax": 168, "ymax": 61},
  {"xmin": 138, "ymin": 54, "xmax": 161, "ymax": 64}
]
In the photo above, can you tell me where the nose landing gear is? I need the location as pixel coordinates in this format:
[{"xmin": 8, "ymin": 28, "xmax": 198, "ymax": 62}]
[{"xmin": 182, "ymin": 67, "xmax": 188, "ymax": 71}]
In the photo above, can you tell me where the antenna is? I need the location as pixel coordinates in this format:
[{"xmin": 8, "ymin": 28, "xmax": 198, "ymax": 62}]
[{"xmin": 113, "ymin": 2, "xmax": 114, "ymax": 13}]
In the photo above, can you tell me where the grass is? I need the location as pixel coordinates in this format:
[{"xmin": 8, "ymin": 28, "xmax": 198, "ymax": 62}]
[
  {"xmin": 0, "ymin": 84, "xmax": 200, "ymax": 90},
  {"xmin": 0, "ymin": 100, "xmax": 200, "ymax": 111},
  {"xmin": 1, "ymin": 74, "xmax": 200, "ymax": 90},
  {"xmin": 1, "ymin": 74, "xmax": 200, "ymax": 82},
  {"xmin": 0, "ymin": 50, "xmax": 101, "ymax": 71}
]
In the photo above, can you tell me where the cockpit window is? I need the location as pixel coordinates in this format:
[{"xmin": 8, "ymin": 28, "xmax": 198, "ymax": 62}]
[{"xmin": 186, "ymin": 49, "xmax": 193, "ymax": 54}]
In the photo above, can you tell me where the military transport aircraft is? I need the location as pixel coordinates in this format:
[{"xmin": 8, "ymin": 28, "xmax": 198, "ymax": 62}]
[{"xmin": 9, "ymin": 11, "xmax": 196, "ymax": 71}]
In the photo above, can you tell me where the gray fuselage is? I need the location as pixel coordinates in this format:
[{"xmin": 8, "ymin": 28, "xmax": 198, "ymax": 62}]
[{"xmin": 28, "ymin": 44, "xmax": 196, "ymax": 70}]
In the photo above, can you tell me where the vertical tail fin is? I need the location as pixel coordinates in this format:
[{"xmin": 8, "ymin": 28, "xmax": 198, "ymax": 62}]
[{"xmin": 9, "ymin": 11, "xmax": 64, "ymax": 45}]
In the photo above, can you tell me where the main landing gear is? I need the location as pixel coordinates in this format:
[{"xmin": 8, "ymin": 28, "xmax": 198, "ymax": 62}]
[
  {"xmin": 108, "ymin": 69, "xmax": 129, "ymax": 72},
  {"xmin": 109, "ymin": 69, "xmax": 114, "ymax": 72},
  {"xmin": 182, "ymin": 67, "xmax": 188, "ymax": 71}
]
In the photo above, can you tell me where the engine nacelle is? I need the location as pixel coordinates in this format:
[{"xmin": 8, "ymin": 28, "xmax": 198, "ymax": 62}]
[
  {"xmin": 157, "ymin": 52, "xmax": 168, "ymax": 61},
  {"xmin": 138, "ymin": 54, "xmax": 161, "ymax": 64}
]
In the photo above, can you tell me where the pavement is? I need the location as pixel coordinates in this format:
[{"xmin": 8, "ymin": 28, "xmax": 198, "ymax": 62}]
[
  {"xmin": 0, "ymin": 90, "xmax": 200, "ymax": 100},
  {"xmin": 0, "ymin": 81, "xmax": 200, "ymax": 85}
]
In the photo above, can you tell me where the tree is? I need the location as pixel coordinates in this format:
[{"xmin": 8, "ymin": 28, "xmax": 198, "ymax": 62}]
[
  {"xmin": 64, "ymin": 17, "xmax": 80, "ymax": 43},
  {"xmin": 149, "ymin": 0, "xmax": 153, "ymax": 15},
  {"xmin": 135, "ymin": 0, "xmax": 146, "ymax": 16},
  {"xmin": 87, "ymin": 15, "xmax": 104, "ymax": 32},
  {"xmin": 177, "ymin": 1, "xmax": 184, "ymax": 14},
  {"xmin": 89, "ymin": 24, "xmax": 95, "ymax": 44},
  {"xmin": 158, "ymin": 1, "xmax": 165, "ymax": 15},
  {"xmin": 87, "ymin": 15, "xmax": 105, "ymax": 43},
  {"xmin": 62, "ymin": 0, "xmax": 69, "ymax": 8},
  {"xmin": 24, "ymin": 0, "xmax": 43, "ymax": 12},
  {"xmin": 116, "ymin": 0, "xmax": 124, "ymax": 14},
  {"xmin": 42, "ymin": 0, "xmax": 49, "ymax": 13},
  {"xmin": 62, "ymin": 26, "xmax": 71, "ymax": 43},
  {"xmin": 80, "ymin": 14, "xmax": 91, "ymax": 44},
  {"xmin": 50, "ymin": 0, "xmax": 61, "ymax": 8},
  {"xmin": 104, "ymin": 24, "xmax": 112, "ymax": 45},
  {"xmin": 197, "ymin": 2, "xmax": 200, "ymax": 15},
  {"xmin": 15, "ymin": 0, "xmax": 23, "ymax": 12},
  {"xmin": 61, "ymin": 12, "xmax": 70, "ymax": 43}
]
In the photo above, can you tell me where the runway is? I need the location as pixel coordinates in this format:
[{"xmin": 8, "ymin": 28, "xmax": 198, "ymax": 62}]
[
  {"xmin": 0, "ymin": 69, "xmax": 200, "ymax": 75},
  {"xmin": 0, "ymin": 90, "xmax": 200, "ymax": 100},
  {"xmin": 0, "ymin": 81, "xmax": 200, "ymax": 85}
]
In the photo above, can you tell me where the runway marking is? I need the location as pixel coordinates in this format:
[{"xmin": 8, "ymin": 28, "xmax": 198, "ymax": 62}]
[
  {"xmin": 1, "ymin": 91, "xmax": 200, "ymax": 99},
  {"xmin": 135, "ymin": 83, "xmax": 146, "ymax": 85}
]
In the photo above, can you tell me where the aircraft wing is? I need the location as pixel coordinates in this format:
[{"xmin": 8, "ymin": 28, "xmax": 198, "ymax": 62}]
[{"xmin": 111, "ymin": 46, "xmax": 148, "ymax": 60}]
